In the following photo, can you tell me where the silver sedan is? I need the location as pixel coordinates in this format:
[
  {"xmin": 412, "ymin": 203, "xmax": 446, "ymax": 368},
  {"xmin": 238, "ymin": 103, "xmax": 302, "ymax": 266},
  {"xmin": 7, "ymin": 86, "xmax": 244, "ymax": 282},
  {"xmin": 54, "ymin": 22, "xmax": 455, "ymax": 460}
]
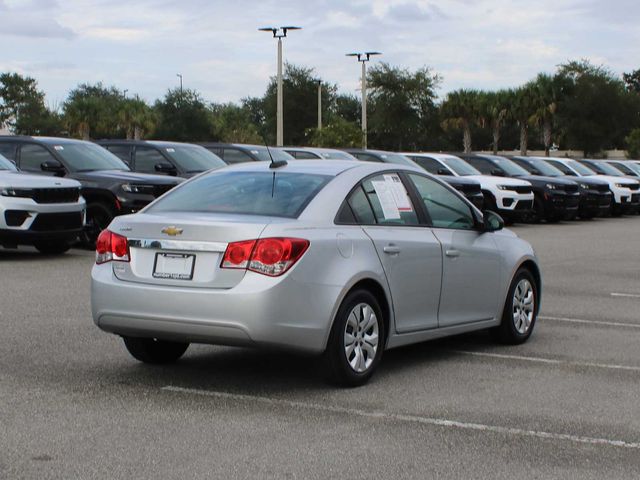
[{"xmin": 91, "ymin": 160, "xmax": 541, "ymax": 386}]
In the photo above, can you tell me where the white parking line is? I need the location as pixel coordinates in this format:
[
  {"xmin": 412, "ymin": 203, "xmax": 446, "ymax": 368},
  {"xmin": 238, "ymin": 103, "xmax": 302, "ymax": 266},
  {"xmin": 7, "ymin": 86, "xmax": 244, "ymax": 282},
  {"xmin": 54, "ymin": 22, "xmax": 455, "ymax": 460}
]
[
  {"xmin": 539, "ymin": 315, "xmax": 640, "ymax": 329},
  {"xmin": 611, "ymin": 293, "xmax": 640, "ymax": 298},
  {"xmin": 162, "ymin": 385, "xmax": 640, "ymax": 449},
  {"xmin": 450, "ymin": 350, "xmax": 640, "ymax": 372}
]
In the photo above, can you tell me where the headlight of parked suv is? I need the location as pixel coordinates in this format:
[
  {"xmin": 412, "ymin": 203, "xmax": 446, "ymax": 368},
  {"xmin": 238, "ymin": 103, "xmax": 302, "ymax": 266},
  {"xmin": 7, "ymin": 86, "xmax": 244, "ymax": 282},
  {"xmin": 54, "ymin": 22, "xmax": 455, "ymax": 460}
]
[
  {"xmin": 545, "ymin": 183, "xmax": 557, "ymax": 190},
  {"xmin": 1, "ymin": 187, "xmax": 32, "ymax": 197},
  {"xmin": 497, "ymin": 185, "xmax": 511, "ymax": 190},
  {"xmin": 614, "ymin": 183, "xmax": 627, "ymax": 188},
  {"xmin": 579, "ymin": 183, "xmax": 590, "ymax": 190},
  {"xmin": 121, "ymin": 183, "xmax": 154, "ymax": 194}
]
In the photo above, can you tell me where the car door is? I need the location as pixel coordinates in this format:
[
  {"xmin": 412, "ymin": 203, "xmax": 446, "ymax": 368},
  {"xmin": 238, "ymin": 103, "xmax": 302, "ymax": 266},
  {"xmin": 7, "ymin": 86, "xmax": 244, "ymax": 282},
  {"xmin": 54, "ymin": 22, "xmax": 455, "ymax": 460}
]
[
  {"xmin": 407, "ymin": 173, "xmax": 501, "ymax": 327},
  {"xmin": 348, "ymin": 172, "xmax": 443, "ymax": 333},
  {"xmin": 18, "ymin": 143, "xmax": 63, "ymax": 176}
]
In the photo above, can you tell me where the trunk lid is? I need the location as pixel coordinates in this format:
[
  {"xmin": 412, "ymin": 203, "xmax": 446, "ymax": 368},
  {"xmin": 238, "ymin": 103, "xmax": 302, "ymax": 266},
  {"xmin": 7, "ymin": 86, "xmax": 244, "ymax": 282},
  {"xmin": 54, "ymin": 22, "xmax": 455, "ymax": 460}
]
[{"xmin": 107, "ymin": 212, "xmax": 275, "ymax": 288}]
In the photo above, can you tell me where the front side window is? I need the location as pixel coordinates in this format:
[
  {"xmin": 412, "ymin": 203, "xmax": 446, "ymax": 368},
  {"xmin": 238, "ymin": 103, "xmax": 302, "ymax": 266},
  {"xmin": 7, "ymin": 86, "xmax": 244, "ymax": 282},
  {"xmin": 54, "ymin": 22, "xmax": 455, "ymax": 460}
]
[
  {"xmin": 351, "ymin": 152, "xmax": 382, "ymax": 163},
  {"xmin": 135, "ymin": 147, "xmax": 167, "ymax": 173},
  {"xmin": 464, "ymin": 157, "xmax": 495, "ymax": 175},
  {"xmin": 19, "ymin": 144, "xmax": 57, "ymax": 171},
  {"xmin": 222, "ymin": 148, "xmax": 254, "ymax": 164},
  {"xmin": 106, "ymin": 145, "xmax": 132, "ymax": 163},
  {"xmin": 288, "ymin": 150, "xmax": 319, "ymax": 160},
  {"xmin": 163, "ymin": 145, "xmax": 225, "ymax": 172},
  {"xmin": 148, "ymin": 171, "xmax": 331, "ymax": 218},
  {"xmin": 359, "ymin": 173, "xmax": 419, "ymax": 226},
  {"xmin": 441, "ymin": 156, "xmax": 482, "ymax": 176},
  {"xmin": 546, "ymin": 160, "xmax": 576, "ymax": 176},
  {"xmin": 410, "ymin": 156, "xmax": 443, "ymax": 174},
  {"xmin": 409, "ymin": 173, "xmax": 475, "ymax": 230}
]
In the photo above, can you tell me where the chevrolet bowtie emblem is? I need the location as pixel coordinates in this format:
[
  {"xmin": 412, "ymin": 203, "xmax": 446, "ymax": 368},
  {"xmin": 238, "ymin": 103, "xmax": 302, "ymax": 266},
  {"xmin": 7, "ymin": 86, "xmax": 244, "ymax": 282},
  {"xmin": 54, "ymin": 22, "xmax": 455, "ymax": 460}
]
[{"xmin": 161, "ymin": 226, "xmax": 183, "ymax": 236}]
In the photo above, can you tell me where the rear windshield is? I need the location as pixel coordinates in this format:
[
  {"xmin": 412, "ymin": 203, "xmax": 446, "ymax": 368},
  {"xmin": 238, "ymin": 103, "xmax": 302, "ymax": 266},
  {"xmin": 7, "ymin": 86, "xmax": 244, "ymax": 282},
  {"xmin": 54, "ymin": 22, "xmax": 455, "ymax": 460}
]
[{"xmin": 147, "ymin": 171, "xmax": 331, "ymax": 218}]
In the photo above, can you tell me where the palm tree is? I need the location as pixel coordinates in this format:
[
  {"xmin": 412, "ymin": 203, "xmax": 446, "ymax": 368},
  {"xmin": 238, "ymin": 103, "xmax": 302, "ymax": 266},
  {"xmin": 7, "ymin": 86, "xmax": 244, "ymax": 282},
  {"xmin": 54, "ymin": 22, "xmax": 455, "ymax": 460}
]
[
  {"xmin": 118, "ymin": 97, "xmax": 156, "ymax": 139},
  {"xmin": 530, "ymin": 73, "xmax": 562, "ymax": 156},
  {"xmin": 63, "ymin": 96, "xmax": 101, "ymax": 140},
  {"xmin": 440, "ymin": 89, "xmax": 481, "ymax": 153},
  {"xmin": 510, "ymin": 85, "xmax": 537, "ymax": 156},
  {"xmin": 479, "ymin": 90, "xmax": 510, "ymax": 154}
]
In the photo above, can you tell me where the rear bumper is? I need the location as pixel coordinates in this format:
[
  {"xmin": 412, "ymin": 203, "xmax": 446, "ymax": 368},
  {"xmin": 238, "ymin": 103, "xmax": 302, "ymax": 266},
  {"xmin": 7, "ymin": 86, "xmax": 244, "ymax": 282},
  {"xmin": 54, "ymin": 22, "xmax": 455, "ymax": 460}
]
[{"xmin": 91, "ymin": 264, "xmax": 341, "ymax": 354}]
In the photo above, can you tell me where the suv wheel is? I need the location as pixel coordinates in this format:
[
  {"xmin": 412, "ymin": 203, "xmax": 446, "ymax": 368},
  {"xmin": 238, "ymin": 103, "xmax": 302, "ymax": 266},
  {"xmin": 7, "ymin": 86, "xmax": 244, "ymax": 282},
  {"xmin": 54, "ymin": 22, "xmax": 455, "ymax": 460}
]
[
  {"xmin": 81, "ymin": 202, "xmax": 114, "ymax": 248},
  {"xmin": 123, "ymin": 336, "xmax": 189, "ymax": 364}
]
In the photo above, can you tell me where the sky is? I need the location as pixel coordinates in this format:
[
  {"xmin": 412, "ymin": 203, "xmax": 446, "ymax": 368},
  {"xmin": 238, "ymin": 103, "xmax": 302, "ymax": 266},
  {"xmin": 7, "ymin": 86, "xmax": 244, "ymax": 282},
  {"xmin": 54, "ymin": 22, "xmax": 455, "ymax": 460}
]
[{"xmin": 1, "ymin": 0, "xmax": 639, "ymax": 108}]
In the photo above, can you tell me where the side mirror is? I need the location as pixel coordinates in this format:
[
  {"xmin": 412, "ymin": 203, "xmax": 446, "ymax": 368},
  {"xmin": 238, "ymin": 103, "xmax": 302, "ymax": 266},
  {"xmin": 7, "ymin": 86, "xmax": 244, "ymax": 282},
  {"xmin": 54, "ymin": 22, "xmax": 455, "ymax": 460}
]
[
  {"xmin": 481, "ymin": 210, "xmax": 504, "ymax": 232},
  {"xmin": 491, "ymin": 169, "xmax": 505, "ymax": 177},
  {"xmin": 41, "ymin": 160, "xmax": 65, "ymax": 174},
  {"xmin": 437, "ymin": 168, "xmax": 452, "ymax": 176},
  {"xmin": 155, "ymin": 162, "xmax": 177, "ymax": 175}
]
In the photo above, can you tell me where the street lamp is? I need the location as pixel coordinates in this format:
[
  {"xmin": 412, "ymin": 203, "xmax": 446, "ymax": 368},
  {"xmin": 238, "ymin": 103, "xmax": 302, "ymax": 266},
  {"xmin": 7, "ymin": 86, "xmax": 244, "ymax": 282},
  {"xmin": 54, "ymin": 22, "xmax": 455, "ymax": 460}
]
[
  {"xmin": 176, "ymin": 73, "xmax": 183, "ymax": 93},
  {"xmin": 259, "ymin": 26, "xmax": 301, "ymax": 146},
  {"xmin": 346, "ymin": 51, "xmax": 382, "ymax": 149},
  {"xmin": 316, "ymin": 79, "xmax": 322, "ymax": 130}
]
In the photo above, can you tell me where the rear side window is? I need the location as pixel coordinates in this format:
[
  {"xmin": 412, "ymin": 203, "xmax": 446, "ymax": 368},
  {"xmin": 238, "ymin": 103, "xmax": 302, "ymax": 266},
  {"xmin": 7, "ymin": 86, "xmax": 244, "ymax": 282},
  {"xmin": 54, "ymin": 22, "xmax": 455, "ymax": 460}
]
[{"xmin": 148, "ymin": 171, "xmax": 331, "ymax": 218}]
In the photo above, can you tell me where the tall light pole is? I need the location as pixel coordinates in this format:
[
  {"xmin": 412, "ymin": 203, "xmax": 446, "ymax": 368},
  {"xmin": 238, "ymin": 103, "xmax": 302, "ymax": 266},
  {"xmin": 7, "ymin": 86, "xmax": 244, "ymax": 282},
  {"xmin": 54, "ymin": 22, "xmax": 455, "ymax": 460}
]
[
  {"xmin": 176, "ymin": 73, "xmax": 183, "ymax": 93},
  {"xmin": 316, "ymin": 79, "xmax": 322, "ymax": 130},
  {"xmin": 259, "ymin": 26, "xmax": 301, "ymax": 146},
  {"xmin": 346, "ymin": 51, "xmax": 381, "ymax": 149}
]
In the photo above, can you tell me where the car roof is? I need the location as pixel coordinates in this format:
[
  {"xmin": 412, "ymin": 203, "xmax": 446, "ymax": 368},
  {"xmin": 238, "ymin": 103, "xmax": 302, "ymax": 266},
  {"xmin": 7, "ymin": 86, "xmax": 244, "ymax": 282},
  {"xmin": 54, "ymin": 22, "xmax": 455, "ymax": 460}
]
[
  {"xmin": 219, "ymin": 159, "xmax": 420, "ymax": 176},
  {"xmin": 200, "ymin": 142, "xmax": 270, "ymax": 149},
  {"xmin": 406, "ymin": 152, "xmax": 463, "ymax": 162},
  {"xmin": 0, "ymin": 135, "xmax": 90, "ymax": 145},
  {"xmin": 97, "ymin": 139, "xmax": 199, "ymax": 147}
]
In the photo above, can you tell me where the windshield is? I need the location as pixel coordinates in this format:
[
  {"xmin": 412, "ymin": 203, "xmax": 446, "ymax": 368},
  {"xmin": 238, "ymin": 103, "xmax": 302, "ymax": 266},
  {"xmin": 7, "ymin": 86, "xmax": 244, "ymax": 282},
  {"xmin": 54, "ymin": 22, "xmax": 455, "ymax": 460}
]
[
  {"xmin": 0, "ymin": 153, "xmax": 17, "ymax": 171},
  {"xmin": 442, "ymin": 156, "xmax": 482, "ymax": 176},
  {"xmin": 148, "ymin": 171, "xmax": 331, "ymax": 218},
  {"xmin": 612, "ymin": 162, "xmax": 640, "ymax": 175},
  {"xmin": 54, "ymin": 143, "xmax": 129, "ymax": 172},
  {"xmin": 586, "ymin": 161, "xmax": 624, "ymax": 176},
  {"xmin": 162, "ymin": 145, "xmax": 226, "ymax": 173},
  {"xmin": 251, "ymin": 147, "xmax": 294, "ymax": 162},
  {"xmin": 377, "ymin": 153, "xmax": 417, "ymax": 166},
  {"xmin": 566, "ymin": 160, "xmax": 597, "ymax": 176},
  {"xmin": 318, "ymin": 150, "xmax": 354, "ymax": 160},
  {"xmin": 485, "ymin": 156, "xmax": 530, "ymax": 176},
  {"xmin": 527, "ymin": 158, "xmax": 564, "ymax": 176}
]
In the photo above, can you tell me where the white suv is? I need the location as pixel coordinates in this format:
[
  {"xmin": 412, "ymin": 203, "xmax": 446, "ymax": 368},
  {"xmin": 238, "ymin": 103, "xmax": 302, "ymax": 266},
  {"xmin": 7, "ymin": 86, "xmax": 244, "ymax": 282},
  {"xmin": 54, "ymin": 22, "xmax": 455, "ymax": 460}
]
[
  {"xmin": 0, "ymin": 154, "xmax": 86, "ymax": 254},
  {"xmin": 541, "ymin": 157, "xmax": 638, "ymax": 215},
  {"xmin": 406, "ymin": 153, "xmax": 534, "ymax": 221}
]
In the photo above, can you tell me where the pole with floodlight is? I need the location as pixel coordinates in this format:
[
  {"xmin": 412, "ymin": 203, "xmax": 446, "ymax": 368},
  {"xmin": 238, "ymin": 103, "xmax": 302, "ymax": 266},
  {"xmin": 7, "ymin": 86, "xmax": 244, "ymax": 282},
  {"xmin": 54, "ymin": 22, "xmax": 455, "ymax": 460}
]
[
  {"xmin": 259, "ymin": 26, "xmax": 301, "ymax": 147},
  {"xmin": 346, "ymin": 51, "xmax": 381, "ymax": 149}
]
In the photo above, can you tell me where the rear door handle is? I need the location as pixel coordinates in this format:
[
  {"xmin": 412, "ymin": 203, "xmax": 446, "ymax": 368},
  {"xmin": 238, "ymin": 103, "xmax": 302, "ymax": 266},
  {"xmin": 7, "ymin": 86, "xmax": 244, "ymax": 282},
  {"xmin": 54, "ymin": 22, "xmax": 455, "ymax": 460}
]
[
  {"xmin": 383, "ymin": 244, "xmax": 401, "ymax": 255},
  {"xmin": 445, "ymin": 249, "xmax": 461, "ymax": 258}
]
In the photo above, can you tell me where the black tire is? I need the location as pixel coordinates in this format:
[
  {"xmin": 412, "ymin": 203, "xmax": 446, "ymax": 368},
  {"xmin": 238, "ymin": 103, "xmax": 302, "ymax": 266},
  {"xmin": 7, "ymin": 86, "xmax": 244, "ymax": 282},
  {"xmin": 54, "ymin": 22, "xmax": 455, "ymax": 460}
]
[
  {"xmin": 322, "ymin": 289, "xmax": 385, "ymax": 387},
  {"xmin": 528, "ymin": 197, "xmax": 545, "ymax": 224},
  {"xmin": 81, "ymin": 202, "xmax": 114, "ymax": 248},
  {"xmin": 491, "ymin": 268, "xmax": 538, "ymax": 345},
  {"xmin": 122, "ymin": 336, "xmax": 189, "ymax": 364},
  {"xmin": 34, "ymin": 240, "xmax": 71, "ymax": 255}
]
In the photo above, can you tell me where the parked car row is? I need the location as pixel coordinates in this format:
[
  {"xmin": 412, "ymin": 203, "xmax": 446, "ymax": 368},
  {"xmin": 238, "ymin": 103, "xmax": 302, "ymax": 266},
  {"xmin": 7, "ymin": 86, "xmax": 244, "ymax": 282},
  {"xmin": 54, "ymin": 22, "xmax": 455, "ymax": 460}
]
[{"xmin": 2, "ymin": 135, "xmax": 639, "ymax": 256}]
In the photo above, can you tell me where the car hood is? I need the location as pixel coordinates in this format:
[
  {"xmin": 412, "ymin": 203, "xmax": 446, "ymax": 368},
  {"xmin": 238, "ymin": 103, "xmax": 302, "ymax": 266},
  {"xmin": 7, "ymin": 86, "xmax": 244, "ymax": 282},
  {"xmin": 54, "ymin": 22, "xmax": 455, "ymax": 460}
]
[
  {"xmin": 585, "ymin": 174, "xmax": 638, "ymax": 186},
  {"xmin": 0, "ymin": 170, "xmax": 81, "ymax": 189},
  {"xmin": 514, "ymin": 175, "xmax": 578, "ymax": 187},
  {"xmin": 463, "ymin": 175, "xmax": 531, "ymax": 188},
  {"xmin": 438, "ymin": 176, "xmax": 479, "ymax": 186},
  {"xmin": 72, "ymin": 170, "xmax": 184, "ymax": 185}
]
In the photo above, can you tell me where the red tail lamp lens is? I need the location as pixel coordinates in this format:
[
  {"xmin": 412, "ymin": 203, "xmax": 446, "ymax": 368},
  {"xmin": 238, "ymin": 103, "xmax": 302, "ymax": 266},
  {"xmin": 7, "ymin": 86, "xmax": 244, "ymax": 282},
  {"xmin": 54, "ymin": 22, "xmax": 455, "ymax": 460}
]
[
  {"xmin": 221, "ymin": 239, "xmax": 256, "ymax": 269},
  {"xmin": 221, "ymin": 238, "xmax": 309, "ymax": 276},
  {"xmin": 95, "ymin": 230, "xmax": 130, "ymax": 264}
]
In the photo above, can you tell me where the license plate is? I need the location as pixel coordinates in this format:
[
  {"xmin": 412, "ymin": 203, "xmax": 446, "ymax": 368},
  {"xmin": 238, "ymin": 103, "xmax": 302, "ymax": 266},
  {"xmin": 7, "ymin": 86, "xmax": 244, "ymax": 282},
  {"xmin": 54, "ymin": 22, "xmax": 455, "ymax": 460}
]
[{"xmin": 153, "ymin": 253, "xmax": 195, "ymax": 280}]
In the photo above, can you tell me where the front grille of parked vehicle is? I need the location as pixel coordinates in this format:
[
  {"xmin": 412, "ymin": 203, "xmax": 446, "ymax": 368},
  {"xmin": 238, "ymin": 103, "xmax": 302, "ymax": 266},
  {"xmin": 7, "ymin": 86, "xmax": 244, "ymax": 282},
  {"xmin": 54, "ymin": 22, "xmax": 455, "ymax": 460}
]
[
  {"xmin": 563, "ymin": 184, "xmax": 579, "ymax": 194},
  {"xmin": 153, "ymin": 184, "xmax": 175, "ymax": 198},
  {"xmin": 515, "ymin": 200, "xmax": 533, "ymax": 210},
  {"xmin": 32, "ymin": 188, "xmax": 81, "ymax": 204},
  {"xmin": 456, "ymin": 183, "xmax": 482, "ymax": 194},
  {"xmin": 30, "ymin": 212, "xmax": 83, "ymax": 232},
  {"xmin": 597, "ymin": 184, "xmax": 610, "ymax": 192},
  {"xmin": 632, "ymin": 194, "xmax": 640, "ymax": 203},
  {"xmin": 627, "ymin": 184, "xmax": 639, "ymax": 191},
  {"xmin": 510, "ymin": 186, "xmax": 533, "ymax": 194}
]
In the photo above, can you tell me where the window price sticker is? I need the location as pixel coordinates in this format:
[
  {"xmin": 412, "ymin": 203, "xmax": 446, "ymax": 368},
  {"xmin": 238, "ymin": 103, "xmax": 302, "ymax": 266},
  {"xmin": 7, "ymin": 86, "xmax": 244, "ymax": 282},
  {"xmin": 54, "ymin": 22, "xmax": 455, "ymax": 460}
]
[{"xmin": 372, "ymin": 174, "xmax": 414, "ymax": 220}]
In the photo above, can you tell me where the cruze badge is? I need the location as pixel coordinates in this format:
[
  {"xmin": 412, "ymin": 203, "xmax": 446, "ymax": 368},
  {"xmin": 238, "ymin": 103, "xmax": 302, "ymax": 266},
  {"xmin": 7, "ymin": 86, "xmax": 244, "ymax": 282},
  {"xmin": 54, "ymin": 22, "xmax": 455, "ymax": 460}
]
[{"xmin": 161, "ymin": 226, "xmax": 183, "ymax": 236}]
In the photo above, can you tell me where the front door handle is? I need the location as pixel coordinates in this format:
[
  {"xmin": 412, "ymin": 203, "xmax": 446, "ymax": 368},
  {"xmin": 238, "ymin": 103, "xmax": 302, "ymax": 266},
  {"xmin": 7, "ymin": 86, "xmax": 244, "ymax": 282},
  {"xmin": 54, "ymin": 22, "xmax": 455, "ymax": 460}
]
[
  {"xmin": 445, "ymin": 249, "xmax": 461, "ymax": 258},
  {"xmin": 383, "ymin": 244, "xmax": 401, "ymax": 255}
]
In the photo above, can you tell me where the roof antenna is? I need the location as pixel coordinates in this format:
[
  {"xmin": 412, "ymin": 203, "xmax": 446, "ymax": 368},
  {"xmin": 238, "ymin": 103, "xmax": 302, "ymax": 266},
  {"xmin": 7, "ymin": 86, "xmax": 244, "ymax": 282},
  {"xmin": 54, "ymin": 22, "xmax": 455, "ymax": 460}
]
[{"xmin": 263, "ymin": 137, "xmax": 287, "ymax": 169}]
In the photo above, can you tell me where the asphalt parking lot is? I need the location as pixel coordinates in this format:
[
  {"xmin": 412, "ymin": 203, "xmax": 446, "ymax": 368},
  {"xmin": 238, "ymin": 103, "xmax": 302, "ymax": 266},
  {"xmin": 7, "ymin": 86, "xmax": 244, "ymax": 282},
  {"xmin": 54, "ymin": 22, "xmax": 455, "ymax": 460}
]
[{"xmin": 1, "ymin": 217, "xmax": 639, "ymax": 479}]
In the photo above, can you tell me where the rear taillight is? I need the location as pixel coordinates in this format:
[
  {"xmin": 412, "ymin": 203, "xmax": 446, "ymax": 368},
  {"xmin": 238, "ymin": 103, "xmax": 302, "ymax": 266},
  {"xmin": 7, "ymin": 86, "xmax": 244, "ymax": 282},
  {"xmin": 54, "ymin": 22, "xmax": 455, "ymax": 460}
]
[
  {"xmin": 96, "ymin": 230, "xmax": 130, "ymax": 264},
  {"xmin": 221, "ymin": 237, "xmax": 309, "ymax": 277}
]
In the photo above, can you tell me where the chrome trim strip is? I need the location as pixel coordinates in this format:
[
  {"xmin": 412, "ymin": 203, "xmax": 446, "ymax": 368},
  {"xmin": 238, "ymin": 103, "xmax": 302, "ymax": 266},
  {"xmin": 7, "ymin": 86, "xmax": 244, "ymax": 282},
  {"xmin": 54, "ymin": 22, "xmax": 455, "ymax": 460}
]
[{"xmin": 128, "ymin": 238, "xmax": 227, "ymax": 252}]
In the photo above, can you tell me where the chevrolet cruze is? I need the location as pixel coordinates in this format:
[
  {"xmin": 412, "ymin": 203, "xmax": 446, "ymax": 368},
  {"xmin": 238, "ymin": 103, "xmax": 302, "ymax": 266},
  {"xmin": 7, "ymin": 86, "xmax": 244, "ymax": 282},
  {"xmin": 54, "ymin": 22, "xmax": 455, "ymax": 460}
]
[{"xmin": 91, "ymin": 160, "xmax": 541, "ymax": 386}]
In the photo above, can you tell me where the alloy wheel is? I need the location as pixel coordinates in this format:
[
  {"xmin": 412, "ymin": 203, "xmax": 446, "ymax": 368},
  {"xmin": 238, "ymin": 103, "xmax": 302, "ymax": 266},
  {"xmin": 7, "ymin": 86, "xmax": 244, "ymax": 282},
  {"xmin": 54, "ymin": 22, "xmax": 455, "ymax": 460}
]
[
  {"xmin": 512, "ymin": 279, "xmax": 535, "ymax": 334},
  {"xmin": 344, "ymin": 303, "xmax": 379, "ymax": 373}
]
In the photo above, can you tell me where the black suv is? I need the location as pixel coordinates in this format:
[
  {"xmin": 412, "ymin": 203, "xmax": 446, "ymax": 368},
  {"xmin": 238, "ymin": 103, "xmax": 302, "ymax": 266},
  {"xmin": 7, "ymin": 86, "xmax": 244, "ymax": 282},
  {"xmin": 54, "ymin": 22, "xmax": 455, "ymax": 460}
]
[
  {"xmin": 0, "ymin": 137, "xmax": 183, "ymax": 245},
  {"xmin": 200, "ymin": 143, "xmax": 293, "ymax": 164},
  {"xmin": 510, "ymin": 156, "xmax": 611, "ymax": 219},
  {"xmin": 97, "ymin": 140, "xmax": 226, "ymax": 178},
  {"xmin": 345, "ymin": 149, "xmax": 484, "ymax": 210},
  {"xmin": 457, "ymin": 153, "xmax": 580, "ymax": 222}
]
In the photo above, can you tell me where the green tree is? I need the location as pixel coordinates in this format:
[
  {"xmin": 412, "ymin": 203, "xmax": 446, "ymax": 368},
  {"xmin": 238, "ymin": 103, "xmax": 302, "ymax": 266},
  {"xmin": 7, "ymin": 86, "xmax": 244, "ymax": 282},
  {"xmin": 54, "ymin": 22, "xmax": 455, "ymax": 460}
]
[
  {"xmin": 556, "ymin": 60, "xmax": 640, "ymax": 155},
  {"xmin": 306, "ymin": 117, "xmax": 362, "ymax": 148},
  {"xmin": 210, "ymin": 102, "xmax": 262, "ymax": 143},
  {"xmin": 529, "ymin": 74, "xmax": 565, "ymax": 156},
  {"xmin": 153, "ymin": 88, "xmax": 213, "ymax": 141},
  {"xmin": 625, "ymin": 128, "xmax": 640, "ymax": 159},
  {"xmin": 367, "ymin": 63, "xmax": 441, "ymax": 150},
  {"xmin": 118, "ymin": 97, "xmax": 156, "ymax": 139},
  {"xmin": 0, "ymin": 72, "xmax": 62, "ymax": 135},
  {"xmin": 510, "ymin": 84, "xmax": 538, "ymax": 155},
  {"xmin": 334, "ymin": 94, "xmax": 361, "ymax": 125},
  {"xmin": 62, "ymin": 83, "xmax": 123, "ymax": 139},
  {"xmin": 478, "ymin": 90, "xmax": 510, "ymax": 154},
  {"xmin": 623, "ymin": 69, "xmax": 640, "ymax": 93},
  {"xmin": 440, "ymin": 89, "xmax": 482, "ymax": 153},
  {"xmin": 261, "ymin": 63, "xmax": 335, "ymax": 145}
]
